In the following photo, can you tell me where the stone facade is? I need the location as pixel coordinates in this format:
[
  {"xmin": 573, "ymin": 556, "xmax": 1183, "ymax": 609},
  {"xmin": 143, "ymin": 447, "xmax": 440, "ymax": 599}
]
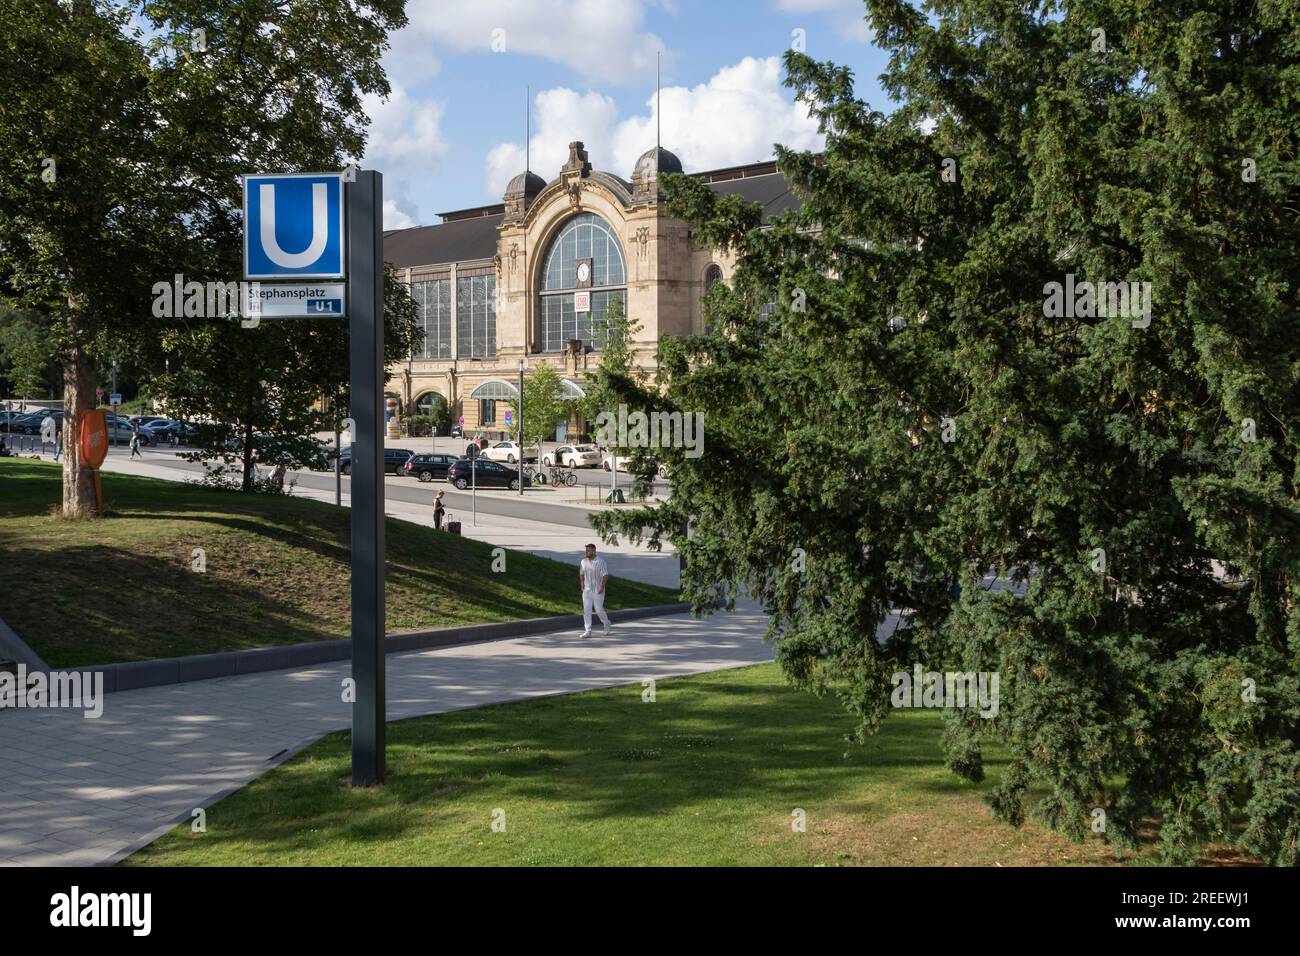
[{"xmin": 385, "ymin": 142, "xmax": 786, "ymax": 439}]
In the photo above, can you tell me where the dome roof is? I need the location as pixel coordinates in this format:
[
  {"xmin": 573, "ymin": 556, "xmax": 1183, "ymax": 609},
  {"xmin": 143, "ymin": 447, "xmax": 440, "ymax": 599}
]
[
  {"xmin": 504, "ymin": 170, "xmax": 546, "ymax": 198},
  {"xmin": 632, "ymin": 146, "xmax": 683, "ymax": 181}
]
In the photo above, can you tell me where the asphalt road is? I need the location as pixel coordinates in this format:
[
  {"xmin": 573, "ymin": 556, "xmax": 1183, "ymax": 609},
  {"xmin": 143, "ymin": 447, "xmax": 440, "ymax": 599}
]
[{"xmin": 96, "ymin": 446, "xmax": 661, "ymax": 530}]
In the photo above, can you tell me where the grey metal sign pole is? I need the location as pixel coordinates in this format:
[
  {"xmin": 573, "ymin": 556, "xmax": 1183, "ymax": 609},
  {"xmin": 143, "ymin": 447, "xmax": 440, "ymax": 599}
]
[
  {"xmin": 517, "ymin": 360, "xmax": 524, "ymax": 495},
  {"xmin": 348, "ymin": 170, "xmax": 386, "ymax": 786}
]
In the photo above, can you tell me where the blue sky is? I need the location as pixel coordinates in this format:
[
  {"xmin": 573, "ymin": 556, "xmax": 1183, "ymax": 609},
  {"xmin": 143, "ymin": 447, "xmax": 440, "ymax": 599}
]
[{"xmin": 361, "ymin": 0, "xmax": 893, "ymax": 229}]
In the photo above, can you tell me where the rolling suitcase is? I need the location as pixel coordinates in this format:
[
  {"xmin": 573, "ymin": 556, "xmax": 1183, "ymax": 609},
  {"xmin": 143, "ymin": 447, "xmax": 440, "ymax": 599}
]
[{"xmin": 445, "ymin": 511, "xmax": 461, "ymax": 535}]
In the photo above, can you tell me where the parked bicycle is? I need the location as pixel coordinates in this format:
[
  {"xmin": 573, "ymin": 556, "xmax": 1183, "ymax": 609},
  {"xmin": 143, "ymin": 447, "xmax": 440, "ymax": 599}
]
[{"xmin": 533, "ymin": 465, "xmax": 574, "ymax": 486}]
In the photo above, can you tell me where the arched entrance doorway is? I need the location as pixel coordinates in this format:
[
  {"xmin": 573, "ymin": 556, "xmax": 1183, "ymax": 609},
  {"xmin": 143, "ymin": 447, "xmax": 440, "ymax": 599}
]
[
  {"xmin": 468, "ymin": 379, "xmax": 520, "ymax": 437},
  {"xmin": 411, "ymin": 390, "xmax": 449, "ymax": 436}
]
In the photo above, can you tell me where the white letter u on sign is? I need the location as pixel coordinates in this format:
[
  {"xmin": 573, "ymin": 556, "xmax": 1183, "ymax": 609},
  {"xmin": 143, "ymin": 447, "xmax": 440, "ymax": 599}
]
[{"xmin": 259, "ymin": 183, "xmax": 329, "ymax": 268}]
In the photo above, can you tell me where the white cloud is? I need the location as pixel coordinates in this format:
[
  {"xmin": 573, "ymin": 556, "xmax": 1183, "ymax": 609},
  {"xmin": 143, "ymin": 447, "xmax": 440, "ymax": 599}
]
[
  {"xmin": 382, "ymin": 200, "xmax": 417, "ymax": 230},
  {"xmin": 362, "ymin": 84, "xmax": 447, "ymax": 167},
  {"xmin": 774, "ymin": 0, "xmax": 873, "ymax": 42},
  {"xmin": 399, "ymin": 0, "xmax": 669, "ymax": 85},
  {"xmin": 484, "ymin": 88, "xmax": 620, "ymax": 196},
  {"xmin": 359, "ymin": 83, "xmax": 448, "ymax": 227},
  {"xmin": 483, "ymin": 56, "xmax": 823, "ymax": 197}
]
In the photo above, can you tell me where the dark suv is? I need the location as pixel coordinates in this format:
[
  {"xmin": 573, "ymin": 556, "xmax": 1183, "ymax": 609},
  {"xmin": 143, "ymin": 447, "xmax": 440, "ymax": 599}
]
[
  {"xmin": 338, "ymin": 447, "xmax": 415, "ymax": 476},
  {"xmin": 404, "ymin": 453, "xmax": 457, "ymax": 482},
  {"xmin": 447, "ymin": 457, "xmax": 530, "ymax": 490}
]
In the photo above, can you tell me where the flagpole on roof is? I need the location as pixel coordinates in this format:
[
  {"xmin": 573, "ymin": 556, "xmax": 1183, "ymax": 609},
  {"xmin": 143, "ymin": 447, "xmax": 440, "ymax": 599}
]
[{"xmin": 656, "ymin": 52, "xmax": 661, "ymax": 151}]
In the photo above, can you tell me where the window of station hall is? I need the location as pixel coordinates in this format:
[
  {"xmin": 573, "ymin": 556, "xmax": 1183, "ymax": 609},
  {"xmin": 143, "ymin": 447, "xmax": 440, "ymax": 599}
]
[
  {"xmin": 457, "ymin": 272, "xmax": 496, "ymax": 360},
  {"xmin": 538, "ymin": 212, "xmax": 626, "ymax": 353},
  {"xmin": 411, "ymin": 278, "xmax": 451, "ymax": 360}
]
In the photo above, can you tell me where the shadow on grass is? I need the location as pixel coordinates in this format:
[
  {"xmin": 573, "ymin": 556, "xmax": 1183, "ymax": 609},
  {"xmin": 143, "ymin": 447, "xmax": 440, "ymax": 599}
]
[
  {"xmin": 0, "ymin": 544, "xmax": 341, "ymax": 667},
  {"xmin": 126, "ymin": 666, "xmax": 1008, "ymax": 865}
]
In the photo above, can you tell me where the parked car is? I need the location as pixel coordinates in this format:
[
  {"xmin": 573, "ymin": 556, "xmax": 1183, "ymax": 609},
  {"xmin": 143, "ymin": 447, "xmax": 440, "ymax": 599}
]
[
  {"xmin": 463, "ymin": 436, "xmax": 491, "ymax": 458},
  {"xmin": 449, "ymin": 422, "xmax": 464, "ymax": 438},
  {"xmin": 112, "ymin": 416, "xmax": 153, "ymax": 445},
  {"xmin": 136, "ymin": 419, "xmax": 166, "ymax": 444},
  {"xmin": 13, "ymin": 410, "xmax": 61, "ymax": 435},
  {"xmin": 103, "ymin": 418, "xmax": 136, "ymax": 444},
  {"xmin": 129, "ymin": 415, "xmax": 169, "ymax": 428},
  {"xmin": 600, "ymin": 449, "xmax": 670, "ymax": 478},
  {"xmin": 599, "ymin": 448, "xmax": 631, "ymax": 472},
  {"xmin": 404, "ymin": 453, "xmax": 458, "ymax": 482},
  {"xmin": 299, "ymin": 439, "xmax": 336, "ymax": 471},
  {"xmin": 0, "ymin": 413, "xmax": 20, "ymax": 433},
  {"xmin": 249, "ymin": 435, "xmax": 315, "ymax": 466},
  {"xmin": 337, "ymin": 447, "xmax": 415, "ymax": 476},
  {"xmin": 447, "ymin": 457, "xmax": 530, "ymax": 490},
  {"xmin": 140, "ymin": 419, "xmax": 198, "ymax": 444},
  {"xmin": 481, "ymin": 441, "xmax": 537, "ymax": 465},
  {"xmin": 543, "ymin": 444, "xmax": 601, "ymax": 468}
]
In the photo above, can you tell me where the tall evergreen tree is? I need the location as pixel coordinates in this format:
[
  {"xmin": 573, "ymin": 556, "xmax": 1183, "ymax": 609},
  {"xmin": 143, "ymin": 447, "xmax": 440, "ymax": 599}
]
[
  {"xmin": 594, "ymin": 0, "xmax": 1300, "ymax": 864},
  {"xmin": 580, "ymin": 295, "xmax": 653, "ymax": 475}
]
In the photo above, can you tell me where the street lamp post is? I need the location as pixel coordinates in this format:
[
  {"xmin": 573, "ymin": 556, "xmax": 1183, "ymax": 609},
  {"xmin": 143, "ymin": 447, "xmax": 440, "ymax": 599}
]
[
  {"xmin": 517, "ymin": 359, "xmax": 525, "ymax": 496},
  {"xmin": 334, "ymin": 422, "xmax": 342, "ymax": 507},
  {"xmin": 111, "ymin": 360, "xmax": 118, "ymax": 447}
]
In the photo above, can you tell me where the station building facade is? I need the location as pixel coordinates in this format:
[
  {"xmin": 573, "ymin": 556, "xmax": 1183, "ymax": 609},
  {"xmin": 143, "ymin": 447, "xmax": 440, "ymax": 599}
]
[{"xmin": 381, "ymin": 141, "xmax": 798, "ymax": 439}]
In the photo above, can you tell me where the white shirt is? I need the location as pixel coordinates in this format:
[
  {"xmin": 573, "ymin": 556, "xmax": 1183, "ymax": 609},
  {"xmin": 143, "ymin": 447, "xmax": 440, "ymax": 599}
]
[{"xmin": 580, "ymin": 556, "xmax": 609, "ymax": 591}]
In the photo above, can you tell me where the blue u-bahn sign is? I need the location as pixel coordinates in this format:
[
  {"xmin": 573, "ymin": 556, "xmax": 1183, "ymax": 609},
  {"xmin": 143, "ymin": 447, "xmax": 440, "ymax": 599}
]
[{"xmin": 243, "ymin": 172, "xmax": 346, "ymax": 280}]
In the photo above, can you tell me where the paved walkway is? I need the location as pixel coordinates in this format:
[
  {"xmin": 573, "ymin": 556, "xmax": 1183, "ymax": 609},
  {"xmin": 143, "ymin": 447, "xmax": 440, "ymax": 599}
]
[{"xmin": 0, "ymin": 603, "xmax": 771, "ymax": 866}]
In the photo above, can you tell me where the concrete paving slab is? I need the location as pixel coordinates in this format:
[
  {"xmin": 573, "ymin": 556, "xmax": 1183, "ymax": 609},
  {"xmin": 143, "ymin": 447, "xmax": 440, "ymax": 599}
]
[{"xmin": 0, "ymin": 602, "xmax": 772, "ymax": 866}]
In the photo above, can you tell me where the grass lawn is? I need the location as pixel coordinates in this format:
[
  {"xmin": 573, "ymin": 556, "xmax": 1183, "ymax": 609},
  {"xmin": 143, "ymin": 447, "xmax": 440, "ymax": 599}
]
[
  {"xmin": 124, "ymin": 662, "xmax": 1134, "ymax": 867},
  {"xmin": 0, "ymin": 459, "xmax": 677, "ymax": 668}
]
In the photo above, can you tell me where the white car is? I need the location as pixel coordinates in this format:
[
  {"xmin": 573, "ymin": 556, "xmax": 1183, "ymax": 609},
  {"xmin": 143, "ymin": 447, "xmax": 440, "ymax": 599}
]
[
  {"xmin": 543, "ymin": 444, "xmax": 601, "ymax": 468},
  {"xmin": 601, "ymin": 450, "xmax": 669, "ymax": 478},
  {"xmin": 481, "ymin": 440, "xmax": 536, "ymax": 464},
  {"xmin": 600, "ymin": 448, "xmax": 636, "ymax": 471}
]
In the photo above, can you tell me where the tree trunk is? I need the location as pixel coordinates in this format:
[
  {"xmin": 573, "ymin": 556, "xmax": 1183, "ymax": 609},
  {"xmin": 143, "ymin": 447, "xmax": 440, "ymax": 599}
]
[{"xmin": 61, "ymin": 337, "xmax": 98, "ymax": 516}]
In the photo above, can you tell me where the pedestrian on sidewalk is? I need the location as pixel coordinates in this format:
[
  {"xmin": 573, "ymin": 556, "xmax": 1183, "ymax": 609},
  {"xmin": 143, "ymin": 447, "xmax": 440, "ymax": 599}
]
[
  {"xmin": 579, "ymin": 542, "xmax": 612, "ymax": 639},
  {"xmin": 432, "ymin": 489, "xmax": 446, "ymax": 530},
  {"xmin": 129, "ymin": 424, "xmax": 142, "ymax": 459},
  {"xmin": 53, "ymin": 424, "xmax": 62, "ymax": 462}
]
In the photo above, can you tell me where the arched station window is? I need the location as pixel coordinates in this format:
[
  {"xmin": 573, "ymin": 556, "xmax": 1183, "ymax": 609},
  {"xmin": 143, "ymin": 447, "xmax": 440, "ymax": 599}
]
[{"xmin": 537, "ymin": 212, "xmax": 626, "ymax": 352}]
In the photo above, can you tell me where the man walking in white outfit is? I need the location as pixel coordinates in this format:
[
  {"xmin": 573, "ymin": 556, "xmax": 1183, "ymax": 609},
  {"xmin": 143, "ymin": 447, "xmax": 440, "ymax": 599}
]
[{"xmin": 579, "ymin": 543, "xmax": 612, "ymax": 638}]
